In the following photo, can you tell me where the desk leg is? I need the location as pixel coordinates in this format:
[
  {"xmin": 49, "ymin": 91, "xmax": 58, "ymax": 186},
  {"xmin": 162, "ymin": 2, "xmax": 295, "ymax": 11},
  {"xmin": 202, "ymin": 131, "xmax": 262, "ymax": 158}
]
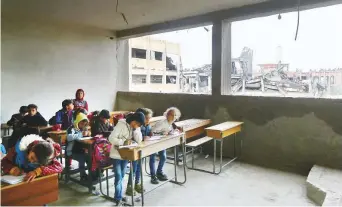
[
  {"xmin": 139, "ymin": 153, "xmax": 144, "ymax": 206},
  {"xmin": 87, "ymin": 144, "xmax": 93, "ymax": 194},
  {"xmin": 129, "ymin": 161, "xmax": 135, "ymax": 206},
  {"xmin": 213, "ymin": 139, "xmax": 216, "ymax": 173}
]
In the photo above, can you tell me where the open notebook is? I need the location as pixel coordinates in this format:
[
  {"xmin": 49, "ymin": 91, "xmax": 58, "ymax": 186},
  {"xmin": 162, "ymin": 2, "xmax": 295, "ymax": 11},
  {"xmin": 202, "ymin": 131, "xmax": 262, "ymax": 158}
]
[
  {"xmin": 118, "ymin": 142, "xmax": 138, "ymax": 149},
  {"xmin": 1, "ymin": 175, "xmax": 25, "ymax": 185}
]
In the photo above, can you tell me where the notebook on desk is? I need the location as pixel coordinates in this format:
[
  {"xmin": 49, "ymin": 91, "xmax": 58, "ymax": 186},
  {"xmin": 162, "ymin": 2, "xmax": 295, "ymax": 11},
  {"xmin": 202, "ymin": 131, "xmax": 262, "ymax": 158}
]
[
  {"xmin": 79, "ymin": 136, "xmax": 92, "ymax": 140},
  {"xmin": 1, "ymin": 175, "xmax": 25, "ymax": 185}
]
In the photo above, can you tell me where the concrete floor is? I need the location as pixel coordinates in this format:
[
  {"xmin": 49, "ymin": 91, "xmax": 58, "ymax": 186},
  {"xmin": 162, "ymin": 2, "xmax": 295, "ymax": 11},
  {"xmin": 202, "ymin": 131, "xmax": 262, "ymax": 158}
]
[{"xmin": 52, "ymin": 157, "xmax": 315, "ymax": 206}]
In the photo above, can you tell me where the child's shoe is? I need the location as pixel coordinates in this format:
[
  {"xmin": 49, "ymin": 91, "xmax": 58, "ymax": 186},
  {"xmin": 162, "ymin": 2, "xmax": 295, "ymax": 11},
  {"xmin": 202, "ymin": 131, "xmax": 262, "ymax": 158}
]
[
  {"xmin": 135, "ymin": 183, "xmax": 143, "ymax": 194},
  {"xmin": 125, "ymin": 185, "xmax": 136, "ymax": 196},
  {"xmin": 156, "ymin": 172, "xmax": 168, "ymax": 181},
  {"xmin": 151, "ymin": 175, "xmax": 159, "ymax": 184}
]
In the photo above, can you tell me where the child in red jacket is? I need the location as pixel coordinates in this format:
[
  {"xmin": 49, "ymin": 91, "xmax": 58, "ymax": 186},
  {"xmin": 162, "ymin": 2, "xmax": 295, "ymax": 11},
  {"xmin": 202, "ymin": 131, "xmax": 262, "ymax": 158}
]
[{"xmin": 1, "ymin": 134, "xmax": 62, "ymax": 182}]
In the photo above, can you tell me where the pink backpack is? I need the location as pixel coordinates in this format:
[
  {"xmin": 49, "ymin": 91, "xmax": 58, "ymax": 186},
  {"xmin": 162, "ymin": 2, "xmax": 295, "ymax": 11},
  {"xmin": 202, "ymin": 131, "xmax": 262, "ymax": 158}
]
[{"xmin": 91, "ymin": 135, "xmax": 112, "ymax": 171}]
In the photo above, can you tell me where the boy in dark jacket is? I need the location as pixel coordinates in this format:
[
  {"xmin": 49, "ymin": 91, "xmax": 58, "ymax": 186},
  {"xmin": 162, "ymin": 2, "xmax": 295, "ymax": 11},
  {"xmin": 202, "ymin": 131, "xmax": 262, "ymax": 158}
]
[
  {"xmin": 7, "ymin": 106, "xmax": 28, "ymax": 130},
  {"xmin": 55, "ymin": 99, "xmax": 74, "ymax": 130},
  {"xmin": 91, "ymin": 110, "xmax": 113, "ymax": 136},
  {"xmin": 21, "ymin": 104, "xmax": 48, "ymax": 127}
]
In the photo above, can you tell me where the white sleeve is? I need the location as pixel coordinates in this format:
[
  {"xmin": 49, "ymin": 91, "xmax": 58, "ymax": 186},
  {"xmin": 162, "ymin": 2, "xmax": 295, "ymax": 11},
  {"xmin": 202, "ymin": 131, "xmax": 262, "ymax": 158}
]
[
  {"xmin": 108, "ymin": 123, "xmax": 125, "ymax": 146},
  {"xmin": 133, "ymin": 128, "xmax": 143, "ymax": 144},
  {"xmin": 152, "ymin": 120, "xmax": 164, "ymax": 133}
]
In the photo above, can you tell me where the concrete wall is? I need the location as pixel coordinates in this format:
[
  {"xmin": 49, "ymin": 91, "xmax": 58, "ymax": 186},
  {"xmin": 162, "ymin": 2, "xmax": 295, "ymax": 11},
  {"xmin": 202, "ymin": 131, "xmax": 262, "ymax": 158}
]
[
  {"xmin": 1, "ymin": 17, "xmax": 128, "ymax": 122},
  {"xmin": 115, "ymin": 91, "xmax": 342, "ymax": 175}
]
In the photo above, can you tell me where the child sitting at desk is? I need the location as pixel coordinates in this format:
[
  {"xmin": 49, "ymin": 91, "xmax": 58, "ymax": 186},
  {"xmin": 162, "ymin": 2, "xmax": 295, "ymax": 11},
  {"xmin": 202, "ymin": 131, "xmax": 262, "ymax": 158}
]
[
  {"xmin": 54, "ymin": 99, "xmax": 74, "ymax": 130},
  {"xmin": 1, "ymin": 134, "xmax": 62, "ymax": 182},
  {"xmin": 150, "ymin": 107, "xmax": 182, "ymax": 184},
  {"xmin": 91, "ymin": 109, "xmax": 113, "ymax": 137},
  {"xmin": 66, "ymin": 113, "xmax": 91, "ymax": 181},
  {"xmin": 126, "ymin": 108, "xmax": 153, "ymax": 196},
  {"xmin": 7, "ymin": 106, "xmax": 28, "ymax": 130},
  {"xmin": 108, "ymin": 112, "xmax": 145, "ymax": 206},
  {"xmin": 20, "ymin": 104, "xmax": 48, "ymax": 127}
]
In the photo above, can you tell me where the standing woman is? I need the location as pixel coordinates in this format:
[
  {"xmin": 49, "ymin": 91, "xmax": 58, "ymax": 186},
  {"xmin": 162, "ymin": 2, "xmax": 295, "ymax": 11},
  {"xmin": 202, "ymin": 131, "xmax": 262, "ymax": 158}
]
[
  {"xmin": 108, "ymin": 112, "xmax": 145, "ymax": 206},
  {"xmin": 73, "ymin": 89, "xmax": 89, "ymax": 113}
]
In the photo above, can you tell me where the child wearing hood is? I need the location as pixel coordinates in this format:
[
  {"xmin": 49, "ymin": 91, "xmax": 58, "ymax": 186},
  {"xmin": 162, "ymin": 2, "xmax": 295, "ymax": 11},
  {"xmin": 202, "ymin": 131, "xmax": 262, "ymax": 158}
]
[
  {"xmin": 73, "ymin": 89, "xmax": 89, "ymax": 113},
  {"xmin": 66, "ymin": 113, "xmax": 91, "ymax": 180},
  {"xmin": 1, "ymin": 134, "xmax": 62, "ymax": 182},
  {"xmin": 150, "ymin": 107, "xmax": 182, "ymax": 184},
  {"xmin": 108, "ymin": 112, "xmax": 145, "ymax": 206}
]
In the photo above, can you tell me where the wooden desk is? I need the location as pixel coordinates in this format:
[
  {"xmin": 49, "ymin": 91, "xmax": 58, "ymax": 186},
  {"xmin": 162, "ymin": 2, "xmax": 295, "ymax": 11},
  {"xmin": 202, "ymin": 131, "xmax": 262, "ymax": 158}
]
[
  {"xmin": 118, "ymin": 133, "xmax": 185, "ymax": 161},
  {"xmin": 110, "ymin": 111, "xmax": 131, "ymax": 125},
  {"xmin": 1, "ymin": 174, "xmax": 59, "ymax": 206},
  {"xmin": 47, "ymin": 130, "xmax": 67, "ymax": 144},
  {"xmin": 206, "ymin": 122, "xmax": 243, "ymax": 139},
  {"xmin": 200, "ymin": 121, "xmax": 243, "ymax": 174},
  {"xmin": 28, "ymin": 125, "xmax": 53, "ymax": 135},
  {"xmin": 100, "ymin": 134, "xmax": 187, "ymax": 206},
  {"xmin": 1, "ymin": 124, "xmax": 12, "ymax": 136},
  {"xmin": 65, "ymin": 138, "xmax": 101, "ymax": 194},
  {"xmin": 175, "ymin": 119, "xmax": 211, "ymax": 139}
]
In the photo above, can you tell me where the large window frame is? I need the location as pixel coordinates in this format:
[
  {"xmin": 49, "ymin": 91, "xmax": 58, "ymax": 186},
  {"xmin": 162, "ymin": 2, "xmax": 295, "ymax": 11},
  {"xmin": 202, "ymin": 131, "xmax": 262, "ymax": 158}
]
[{"xmin": 118, "ymin": 0, "xmax": 338, "ymax": 98}]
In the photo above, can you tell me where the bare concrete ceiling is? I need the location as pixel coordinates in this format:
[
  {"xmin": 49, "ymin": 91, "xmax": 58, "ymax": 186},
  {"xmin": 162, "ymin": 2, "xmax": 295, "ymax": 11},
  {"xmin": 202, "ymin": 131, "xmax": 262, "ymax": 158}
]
[{"xmin": 1, "ymin": 0, "xmax": 267, "ymax": 31}]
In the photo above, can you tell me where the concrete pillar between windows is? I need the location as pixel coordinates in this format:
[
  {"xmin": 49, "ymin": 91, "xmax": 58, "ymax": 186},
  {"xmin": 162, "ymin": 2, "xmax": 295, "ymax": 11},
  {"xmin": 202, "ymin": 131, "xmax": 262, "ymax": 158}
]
[{"xmin": 211, "ymin": 20, "xmax": 232, "ymax": 96}]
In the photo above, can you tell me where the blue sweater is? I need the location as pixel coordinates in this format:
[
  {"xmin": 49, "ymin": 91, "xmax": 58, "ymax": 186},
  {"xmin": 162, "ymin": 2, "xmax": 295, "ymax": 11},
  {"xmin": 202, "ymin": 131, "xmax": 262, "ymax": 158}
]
[{"xmin": 141, "ymin": 125, "xmax": 152, "ymax": 137}]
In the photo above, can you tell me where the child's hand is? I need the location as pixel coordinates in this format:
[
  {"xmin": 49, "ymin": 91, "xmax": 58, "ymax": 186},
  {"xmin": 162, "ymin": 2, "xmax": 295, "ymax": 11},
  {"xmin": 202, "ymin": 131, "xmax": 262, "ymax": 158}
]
[
  {"xmin": 24, "ymin": 171, "xmax": 37, "ymax": 182},
  {"xmin": 144, "ymin": 136, "xmax": 150, "ymax": 140},
  {"xmin": 124, "ymin": 140, "xmax": 132, "ymax": 146},
  {"xmin": 163, "ymin": 132, "xmax": 168, "ymax": 135},
  {"xmin": 82, "ymin": 131, "xmax": 90, "ymax": 136},
  {"xmin": 9, "ymin": 167, "xmax": 21, "ymax": 176}
]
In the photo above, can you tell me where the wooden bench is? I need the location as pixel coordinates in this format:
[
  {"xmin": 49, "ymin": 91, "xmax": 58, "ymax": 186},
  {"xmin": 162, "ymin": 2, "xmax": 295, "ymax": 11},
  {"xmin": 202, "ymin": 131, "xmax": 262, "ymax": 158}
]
[
  {"xmin": 188, "ymin": 121, "xmax": 243, "ymax": 174},
  {"xmin": 185, "ymin": 136, "xmax": 213, "ymax": 168},
  {"xmin": 1, "ymin": 174, "xmax": 59, "ymax": 206}
]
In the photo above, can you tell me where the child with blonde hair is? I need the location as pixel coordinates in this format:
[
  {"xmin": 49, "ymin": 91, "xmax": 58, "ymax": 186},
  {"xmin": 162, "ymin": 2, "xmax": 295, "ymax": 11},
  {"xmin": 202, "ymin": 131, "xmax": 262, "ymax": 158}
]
[{"xmin": 150, "ymin": 107, "xmax": 182, "ymax": 184}]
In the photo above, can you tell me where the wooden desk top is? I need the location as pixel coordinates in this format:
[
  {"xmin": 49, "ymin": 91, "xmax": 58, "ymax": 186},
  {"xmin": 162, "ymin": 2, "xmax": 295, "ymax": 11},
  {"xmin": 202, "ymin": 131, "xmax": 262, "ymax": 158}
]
[
  {"xmin": 205, "ymin": 121, "xmax": 243, "ymax": 139},
  {"xmin": 28, "ymin": 125, "xmax": 53, "ymax": 130},
  {"xmin": 175, "ymin": 119, "xmax": 211, "ymax": 131},
  {"xmin": 48, "ymin": 130, "xmax": 67, "ymax": 135},
  {"xmin": 205, "ymin": 121, "xmax": 243, "ymax": 132},
  {"xmin": 1, "ymin": 123, "xmax": 12, "ymax": 129},
  {"xmin": 118, "ymin": 133, "xmax": 184, "ymax": 161},
  {"xmin": 1, "ymin": 174, "xmax": 59, "ymax": 206},
  {"xmin": 110, "ymin": 111, "xmax": 131, "ymax": 115}
]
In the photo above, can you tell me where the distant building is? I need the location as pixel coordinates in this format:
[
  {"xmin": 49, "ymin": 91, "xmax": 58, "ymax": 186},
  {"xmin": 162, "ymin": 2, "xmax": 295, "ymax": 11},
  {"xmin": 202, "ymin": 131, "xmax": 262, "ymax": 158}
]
[{"xmin": 129, "ymin": 36, "xmax": 181, "ymax": 93}]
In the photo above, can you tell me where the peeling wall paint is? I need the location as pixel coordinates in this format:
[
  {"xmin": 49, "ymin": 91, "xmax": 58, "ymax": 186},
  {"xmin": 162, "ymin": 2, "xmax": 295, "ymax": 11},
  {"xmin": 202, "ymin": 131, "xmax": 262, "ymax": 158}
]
[{"xmin": 116, "ymin": 91, "xmax": 342, "ymax": 174}]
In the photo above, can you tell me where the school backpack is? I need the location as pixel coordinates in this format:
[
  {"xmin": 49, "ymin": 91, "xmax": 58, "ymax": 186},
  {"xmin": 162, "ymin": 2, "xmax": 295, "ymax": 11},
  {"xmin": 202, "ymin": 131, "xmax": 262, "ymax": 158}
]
[{"xmin": 91, "ymin": 135, "xmax": 112, "ymax": 171}]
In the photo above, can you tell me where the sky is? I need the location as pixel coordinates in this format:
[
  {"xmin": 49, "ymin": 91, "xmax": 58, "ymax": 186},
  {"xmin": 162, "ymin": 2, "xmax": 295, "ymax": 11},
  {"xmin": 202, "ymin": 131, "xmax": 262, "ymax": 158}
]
[{"xmin": 150, "ymin": 4, "xmax": 341, "ymax": 71}]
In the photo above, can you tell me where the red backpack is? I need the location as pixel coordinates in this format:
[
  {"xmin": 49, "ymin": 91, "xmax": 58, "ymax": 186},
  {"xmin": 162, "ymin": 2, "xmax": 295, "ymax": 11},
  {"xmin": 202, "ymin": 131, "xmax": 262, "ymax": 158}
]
[{"xmin": 91, "ymin": 135, "xmax": 112, "ymax": 171}]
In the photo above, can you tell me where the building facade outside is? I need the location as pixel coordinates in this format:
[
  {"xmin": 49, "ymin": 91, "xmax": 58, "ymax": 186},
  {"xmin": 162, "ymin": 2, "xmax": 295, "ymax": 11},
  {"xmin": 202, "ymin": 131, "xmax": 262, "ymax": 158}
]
[{"xmin": 129, "ymin": 36, "xmax": 181, "ymax": 93}]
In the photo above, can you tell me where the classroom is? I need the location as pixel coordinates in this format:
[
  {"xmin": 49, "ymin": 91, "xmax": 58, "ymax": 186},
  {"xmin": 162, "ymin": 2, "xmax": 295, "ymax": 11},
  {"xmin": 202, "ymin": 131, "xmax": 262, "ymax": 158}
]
[{"xmin": 1, "ymin": 0, "xmax": 342, "ymax": 206}]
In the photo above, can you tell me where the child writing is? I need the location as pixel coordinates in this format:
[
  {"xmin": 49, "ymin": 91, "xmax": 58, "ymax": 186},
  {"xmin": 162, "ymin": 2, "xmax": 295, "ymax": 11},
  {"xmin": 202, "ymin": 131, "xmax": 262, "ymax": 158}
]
[
  {"xmin": 91, "ymin": 109, "xmax": 114, "ymax": 136},
  {"xmin": 66, "ymin": 112, "xmax": 91, "ymax": 181},
  {"xmin": 126, "ymin": 108, "xmax": 153, "ymax": 196},
  {"xmin": 108, "ymin": 112, "xmax": 145, "ymax": 206},
  {"xmin": 150, "ymin": 107, "xmax": 182, "ymax": 184},
  {"xmin": 1, "ymin": 134, "xmax": 62, "ymax": 182},
  {"xmin": 73, "ymin": 89, "xmax": 89, "ymax": 113}
]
